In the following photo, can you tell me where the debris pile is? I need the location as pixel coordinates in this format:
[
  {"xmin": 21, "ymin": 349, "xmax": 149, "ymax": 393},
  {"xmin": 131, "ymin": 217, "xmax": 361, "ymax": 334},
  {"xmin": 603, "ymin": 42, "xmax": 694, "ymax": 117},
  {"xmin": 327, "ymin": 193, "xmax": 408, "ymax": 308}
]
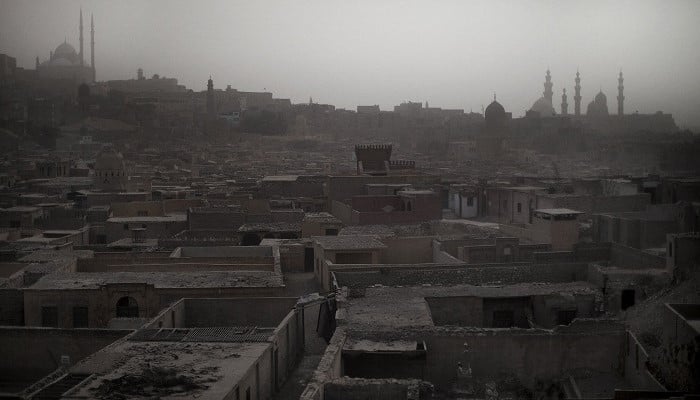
[{"xmin": 91, "ymin": 365, "xmax": 217, "ymax": 399}]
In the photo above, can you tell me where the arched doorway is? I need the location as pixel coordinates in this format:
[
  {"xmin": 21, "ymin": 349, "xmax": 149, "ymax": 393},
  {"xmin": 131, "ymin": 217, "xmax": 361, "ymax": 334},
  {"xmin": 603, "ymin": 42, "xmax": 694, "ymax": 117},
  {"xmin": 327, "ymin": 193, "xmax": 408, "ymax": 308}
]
[{"xmin": 116, "ymin": 296, "xmax": 139, "ymax": 318}]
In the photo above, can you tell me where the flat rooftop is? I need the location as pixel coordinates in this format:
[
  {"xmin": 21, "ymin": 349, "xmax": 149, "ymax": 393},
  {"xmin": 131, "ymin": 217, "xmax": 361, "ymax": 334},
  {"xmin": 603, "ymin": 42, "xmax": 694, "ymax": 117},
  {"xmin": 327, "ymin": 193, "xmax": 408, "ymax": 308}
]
[
  {"xmin": 70, "ymin": 340, "xmax": 269, "ymax": 400},
  {"xmin": 343, "ymin": 282, "xmax": 599, "ymax": 330},
  {"xmin": 314, "ymin": 235, "xmax": 386, "ymax": 251},
  {"xmin": 533, "ymin": 208, "xmax": 583, "ymax": 215},
  {"xmin": 107, "ymin": 214, "xmax": 187, "ymax": 223},
  {"xmin": 173, "ymin": 246, "xmax": 273, "ymax": 258},
  {"xmin": 238, "ymin": 222, "xmax": 301, "ymax": 233},
  {"xmin": 26, "ymin": 270, "xmax": 283, "ymax": 290}
]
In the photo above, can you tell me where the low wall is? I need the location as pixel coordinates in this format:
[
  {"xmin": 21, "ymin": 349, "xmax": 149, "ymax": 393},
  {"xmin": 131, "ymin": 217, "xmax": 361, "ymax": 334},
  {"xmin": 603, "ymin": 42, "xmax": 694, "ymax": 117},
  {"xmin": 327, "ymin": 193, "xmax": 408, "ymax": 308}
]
[
  {"xmin": 381, "ymin": 237, "xmax": 433, "ymax": 264},
  {"xmin": 623, "ymin": 331, "xmax": 665, "ymax": 391},
  {"xmin": 0, "ymin": 327, "xmax": 129, "ymax": 390},
  {"xmin": 610, "ymin": 243, "xmax": 665, "ymax": 269}
]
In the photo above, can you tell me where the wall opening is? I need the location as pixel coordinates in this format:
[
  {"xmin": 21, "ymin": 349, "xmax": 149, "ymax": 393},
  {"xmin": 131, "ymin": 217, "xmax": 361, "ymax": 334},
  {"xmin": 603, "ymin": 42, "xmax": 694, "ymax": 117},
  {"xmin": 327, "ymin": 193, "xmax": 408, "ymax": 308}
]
[
  {"xmin": 621, "ymin": 289, "xmax": 635, "ymax": 310},
  {"xmin": 492, "ymin": 310, "xmax": 515, "ymax": 328},
  {"xmin": 73, "ymin": 306, "xmax": 88, "ymax": 328},
  {"xmin": 41, "ymin": 306, "xmax": 58, "ymax": 327},
  {"xmin": 241, "ymin": 233, "xmax": 262, "ymax": 246},
  {"xmin": 304, "ymin": 247, "xmax": 314, "ymax": 272},
  {"xmin": 116, "ymin": 296, "xmax": 139, "ymax": 318}
]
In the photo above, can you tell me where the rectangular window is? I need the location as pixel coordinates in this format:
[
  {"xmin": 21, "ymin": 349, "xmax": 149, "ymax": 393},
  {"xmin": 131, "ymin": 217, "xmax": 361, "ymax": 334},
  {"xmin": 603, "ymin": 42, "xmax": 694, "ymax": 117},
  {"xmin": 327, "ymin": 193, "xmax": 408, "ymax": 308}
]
[
  {"xmin": 557, "ymin": 309, "xmax": 577, "ymax": 325},
  {"xmin": 503, "ymin": 199, "xmax": 508, "ymax": 210},
  {"xmin": 517, "ymin": 202, "xmax": 522, "ymax": 213},
  {"xmin": 467, "ymin": 196, "xmax": 474, "ymax": 206},
  {"xmin": 492, "ymin": 310, "xmax": 514, "ymax": 328},
  {"xmin": 123, "ymin": 224, "xmax": 129, "ymax": 230},
  {"xmin": 73, "ymin": 306, "xmax": 88, "ymax": 328},
  {"xmin": 621, "ymin": 289, "xmax": 635, "ymax": 310},
  {"xmin": 42, "ymin": 306, "xmax": 58, "ymax": 327},
  {"xmin": 137, "ymin": 210, "xmax": 148, "ymax": 217}
]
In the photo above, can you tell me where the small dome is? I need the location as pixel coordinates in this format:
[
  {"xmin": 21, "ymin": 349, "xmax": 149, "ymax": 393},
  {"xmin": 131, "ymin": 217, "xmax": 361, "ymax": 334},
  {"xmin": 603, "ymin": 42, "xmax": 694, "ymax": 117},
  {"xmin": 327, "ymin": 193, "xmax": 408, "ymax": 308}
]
[
  {"xmin": 595, "ymin": 91, "xmax": 607, "ymax": 103},
  {"xmin": 485, "ymin": 100, "xmax": 505, "ymax": 121},
  {"xmin": 95, "ymin": 146, "xmax": 125, "ymax": 171},
  {"xmin": 587, "ymin": 91, "xmax": 609, "ymax": 117},
  {"xmin": 529, "ymin": 97, "xmax": 556, "ymax": 117},
  {"xmin": 484, "ymin": 100, "xmax": 507, "ymax": 133}
]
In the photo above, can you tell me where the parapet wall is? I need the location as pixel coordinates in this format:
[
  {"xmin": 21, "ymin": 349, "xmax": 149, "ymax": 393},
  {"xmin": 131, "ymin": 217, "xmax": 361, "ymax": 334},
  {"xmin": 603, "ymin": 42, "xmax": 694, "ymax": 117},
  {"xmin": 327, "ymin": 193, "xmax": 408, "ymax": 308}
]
[{"xmin": 332, "ymin": 262, "xmax": 589, "ymax": 289}]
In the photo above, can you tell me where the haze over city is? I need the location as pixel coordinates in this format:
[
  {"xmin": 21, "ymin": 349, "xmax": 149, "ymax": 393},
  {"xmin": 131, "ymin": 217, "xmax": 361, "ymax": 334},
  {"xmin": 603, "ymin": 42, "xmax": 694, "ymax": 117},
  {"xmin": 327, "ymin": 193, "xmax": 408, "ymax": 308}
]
[
  {"xmin": 0, "ymin": 1, "xmax": 699, "ymax": 399},
  {"xmin": 2, "ymin": 0, "xmax": 700, "ymax": 127}
]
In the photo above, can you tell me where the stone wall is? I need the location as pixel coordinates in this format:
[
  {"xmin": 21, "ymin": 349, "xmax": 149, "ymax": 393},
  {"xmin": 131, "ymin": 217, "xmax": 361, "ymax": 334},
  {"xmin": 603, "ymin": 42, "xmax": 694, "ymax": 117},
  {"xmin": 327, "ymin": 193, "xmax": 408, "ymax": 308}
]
[{"xmin": 333, "ymin": 262, "xmax": 590, "ymax": 289}]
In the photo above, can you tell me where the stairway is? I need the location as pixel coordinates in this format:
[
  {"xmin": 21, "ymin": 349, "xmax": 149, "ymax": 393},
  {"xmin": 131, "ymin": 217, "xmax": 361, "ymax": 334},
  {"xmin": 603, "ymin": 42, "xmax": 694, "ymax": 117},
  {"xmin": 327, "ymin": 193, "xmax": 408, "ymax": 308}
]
[{"xmin": 31, "ymin": 373, "xmax": 91, "ymax": 400}]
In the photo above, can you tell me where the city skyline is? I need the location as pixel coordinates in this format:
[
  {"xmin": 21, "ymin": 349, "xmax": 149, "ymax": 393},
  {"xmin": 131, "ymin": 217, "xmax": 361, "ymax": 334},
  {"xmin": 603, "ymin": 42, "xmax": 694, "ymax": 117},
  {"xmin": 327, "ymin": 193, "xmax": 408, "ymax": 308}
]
[{"xmin": 1, "ymin": 0, "xmax": 699, "ymax": 127}]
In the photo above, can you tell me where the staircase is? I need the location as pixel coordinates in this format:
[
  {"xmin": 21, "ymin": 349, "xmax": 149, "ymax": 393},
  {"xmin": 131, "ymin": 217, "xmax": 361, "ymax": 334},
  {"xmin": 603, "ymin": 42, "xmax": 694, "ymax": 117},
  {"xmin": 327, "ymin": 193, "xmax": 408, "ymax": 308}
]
[{"xmin": 31, "ymin": 373, "xmax": 91, "ymax": 400}]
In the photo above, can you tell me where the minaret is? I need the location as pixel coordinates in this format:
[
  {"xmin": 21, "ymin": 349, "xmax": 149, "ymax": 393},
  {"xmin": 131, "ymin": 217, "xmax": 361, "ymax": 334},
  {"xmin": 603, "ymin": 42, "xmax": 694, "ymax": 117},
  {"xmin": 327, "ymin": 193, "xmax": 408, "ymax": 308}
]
[
  {"xmin": 543, "ymin": 69, "xmax": 553, "ymax": 104},
  {"xmin": 79, "ymin": 8, "xmax": 84, "ymax": 66},
  {"xmin": 574, "ymin": 70, "xmax": 582, "ymax": 116},
  {"xmin": 90, "ymin": 14, "xmax": 95, "ymax": 81},
  {"xmin": 207, "ymin": 76, "xmax": 215, "ymax": 118},
  {"xmin": 561, "ymin": 88, "xmax": 568, "ymax": 115},
  {"xmin": 617, "ymin": 70, "xmax": 624, "ymax": 116}
]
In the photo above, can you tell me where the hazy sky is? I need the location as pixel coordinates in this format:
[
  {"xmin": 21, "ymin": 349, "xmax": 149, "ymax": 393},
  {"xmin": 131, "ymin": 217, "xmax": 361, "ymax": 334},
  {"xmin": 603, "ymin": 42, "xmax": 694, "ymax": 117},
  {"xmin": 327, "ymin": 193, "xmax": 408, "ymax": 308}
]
[{"xmin": 2, "ymin": 0, "xmax": 699, "ymax": 127}]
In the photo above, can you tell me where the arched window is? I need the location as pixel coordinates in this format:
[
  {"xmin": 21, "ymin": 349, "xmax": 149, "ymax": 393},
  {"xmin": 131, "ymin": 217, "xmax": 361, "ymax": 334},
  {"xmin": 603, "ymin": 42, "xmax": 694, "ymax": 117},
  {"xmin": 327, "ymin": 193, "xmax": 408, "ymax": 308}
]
[{"xmin": 116, "ymin": 296, "xmax": 139, "ymax": 318}]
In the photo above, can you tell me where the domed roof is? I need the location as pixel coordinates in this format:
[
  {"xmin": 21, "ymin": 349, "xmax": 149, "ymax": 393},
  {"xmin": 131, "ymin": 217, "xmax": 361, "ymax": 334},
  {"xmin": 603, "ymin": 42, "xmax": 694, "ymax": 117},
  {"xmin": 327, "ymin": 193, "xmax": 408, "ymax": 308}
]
[
  {"xmin": 54, "ymin": 42, "xmax": 77, "ymax": 57},
  {"xmin": 95, "ymin": 146, "xmax": 125, "ymax": 171},
  {"xmin": 529, "ymin": 97, "xmax": 556, "ymax": 117},
  {"xmin": 485, "ymin": 100, "xmax": 505, "ymax": 121},
  {"xmin": 484, "ymin": 99, "xmax": 507, "ymax": 133},
  {"xmin": 594, "ymin": 90, "xmax": 607, "ymax": 103},
  {"xmin": 587, "ymin": 90, "xmax": 609, "ymax": 117}
]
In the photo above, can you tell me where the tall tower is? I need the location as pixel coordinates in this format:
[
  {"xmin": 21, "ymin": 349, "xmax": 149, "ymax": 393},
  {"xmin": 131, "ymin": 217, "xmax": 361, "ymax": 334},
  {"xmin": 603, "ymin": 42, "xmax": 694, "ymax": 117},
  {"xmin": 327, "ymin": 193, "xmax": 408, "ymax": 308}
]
[
  {"xmin": 90, "ymin": 14, "xmax": 95, "ymax": 81},
  {"xmin": 617, "ymin": 70, "xmax": 624, "ymax": 116},
  {"xmin": 79, "ymin": 8, "xmax": 84, "ymax": 66},
  {"xmin": 561, "ymin": 88, "xmax": 568, "ymax": 115},
  {"xmin": 207, "ymin": 76, "xmax": 215, "ymax": 118},
  {"xmin": 543, "ymin": 69, "xmax": 553, "ymax": 103},
  {"xmin": 574, "ymin": 70, "xmax": 582, "ymax": 116}
]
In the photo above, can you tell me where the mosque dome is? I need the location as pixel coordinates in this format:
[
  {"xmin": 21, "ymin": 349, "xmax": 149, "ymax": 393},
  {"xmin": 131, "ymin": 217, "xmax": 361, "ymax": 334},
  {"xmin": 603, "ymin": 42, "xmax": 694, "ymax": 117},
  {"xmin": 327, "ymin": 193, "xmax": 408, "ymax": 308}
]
[
  {"xmin": 587, "ymin": 90, "xmax": 609, "ymax": 117},
  {"xmin": 485, "ymin": 100, "xmax": 505, "ymax": 122},
  {"xmin": 484, "ymin": 100, "xmax": 507, "ymax": 133},
  {"xmin": 594, "ymin": 91, "xmax": 607, "ymax": 104},
  {"xmin": 54, "ymin": 42, "xmax": 77, "ymax": 58},
  {"xmin": 95, "ymin": 146, "xmax": 125, "ymax": 172},
  {"xmin": 49, "ymin": 41, "xmax": 81, "ymax": 66},
  {"xmin": 529, "ymin": 96, "xmax": 556, "ymax": 117}
]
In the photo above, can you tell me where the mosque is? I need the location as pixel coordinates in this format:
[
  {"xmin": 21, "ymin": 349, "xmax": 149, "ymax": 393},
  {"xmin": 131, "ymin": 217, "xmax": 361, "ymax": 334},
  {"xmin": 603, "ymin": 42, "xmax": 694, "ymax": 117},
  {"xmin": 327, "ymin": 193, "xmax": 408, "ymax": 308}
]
[
  {"xmin": 524, "ymin": 69, "xmax": 676, "ymax": 133},
  {"xmin": 526, "ymin": 69, "xmax": 621, "ymax": 119},
  {"xmin": 36, "ymin": 9, "xmax": 95, "ymax": 83}
]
